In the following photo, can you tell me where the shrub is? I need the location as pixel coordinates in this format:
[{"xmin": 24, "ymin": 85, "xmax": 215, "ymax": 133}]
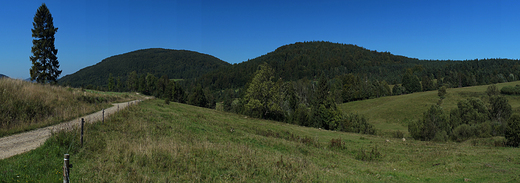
[
  {"xmin": 438, "ymin": 86, "xmax": 447, "ymax": 99},
  {"xmin": 409, "ymin": 105, "xmax": 449, "ymax": 141},
  {"xmin": 408, "ymin": 119, "xmax": 422, "ymax": 140},
  {"xmin": 355, "ymin": 146, "xmax": 382, "ymax": 161},
  {"xmin": 337, "ymin": 113, "xmax": 375, "ymax": 135},
  {"xmin": 452, "ymin": 124, "xmax": 474, "ymax": 142},
  {"xmin": 505, "ymin": 114, "xmax": 520, "ymax": 147},
  {"xmin": 500, "ymin": 85, "xmax": 520, "ymax": 95},
  {"xmin": 392, "ymin": 85, "xmax": 406, "ymax": 95},
  {"xmin": 329, "ymin": 138, "xmax": 346, "ymax": 150},
  {"xmin": 392, "ymin": 130, "xmax": 404, "ymax": 138},
  {"xmin": 489, "ymin": 96, "xmax": 512, "ymax": 123},
  {"xmin": 494, "ymin": 138, "xmax": 507, "ymax": 147},
  {"xmin": 476, "ymin": 121, "xmax": 492, "ymax": 138},
  {"xmin": 433, "ymin": 130, "xmax": 448, "ymax": 142},
  {"xmin": 450, "ymin": 98, "xmax": 489, "ymax": 125},
  {"xmin": 487, "ymin": 84, "xmax": 500, "ymax": 96}
]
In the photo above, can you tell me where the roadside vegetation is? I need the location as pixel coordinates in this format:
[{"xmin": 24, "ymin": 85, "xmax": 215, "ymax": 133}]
[
  {"xmin": 1, "ymin": 99, "xmax": 519, "ymax": 182},
  {"xmin": 0, "ymin": 78, "xmax": 142, "ymax": 137}
]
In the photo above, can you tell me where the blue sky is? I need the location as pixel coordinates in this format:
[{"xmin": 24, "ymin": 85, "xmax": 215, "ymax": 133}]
[{"xmin": 2, "ymin": 0, "xmax": 520, "ymax": 79}]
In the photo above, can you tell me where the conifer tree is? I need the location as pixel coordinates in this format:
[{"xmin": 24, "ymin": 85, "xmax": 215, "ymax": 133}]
[
  {"xmin": 108, "ymin": 73, "xmax": 115, "ymax": 91},
  {"xmin": 30, "ymin": 3, "xmax": 61, "ymax": 83}
]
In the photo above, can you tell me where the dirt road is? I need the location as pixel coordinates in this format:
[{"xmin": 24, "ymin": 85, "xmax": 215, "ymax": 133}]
[{"xmin": 0, "ymin": 100, "xmax": 143, "ymax": 159}]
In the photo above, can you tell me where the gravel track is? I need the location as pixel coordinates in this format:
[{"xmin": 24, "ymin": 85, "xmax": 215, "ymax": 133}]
[{"xmin": 0, "ymin": 99, "xmax": 143, "ymax": 159}]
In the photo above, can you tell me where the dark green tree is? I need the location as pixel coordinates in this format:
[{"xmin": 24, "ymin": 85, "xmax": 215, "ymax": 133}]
[
  {"xmin": 107, "ymin": 73, "xmax": 114, "ymax": 91},
  {"xmin": 409, "ymin": 105, "xmax": 450, "ymax": 141},
  {"xmin": 172, "ymin": 81, "xmax": 186, "ymax": 103},
  {"xmin": 506, "ymin": 114, "xmax": 520, "ymax": 147},
  {"xmin": 486, "ymin": 84, "xmax": 499, "ymax": 96},
  {"xmin": 156, "ymin": 75, "xmax": 169, "ymax": 98},
  {"xmin": 116, "ymin": 76, "xmax": 122, "ymax": 92},
  {"xmin": 30, "ymin": 3, "xmax": 61, "ymax": 83},
  {"xmin": 449, "ymin": 98, "xmax": 489, "ymax": 127},
  {"xmin": 489, "ymin": 95, "xmax": 512, "ymax": 123},
  {"xmin": 145, "ymin": 73, "xmax": 158, "ymax": 96},
  {"xmin": 438, "ymin": 86, "xmax": 447, "ymax": 100},
  {"xmin": 138, "ymin": 74, "xmax": 146, "ymax": 94},
  {"xmin": 402, "ymin": 71, "xmax": 422, "ymax": 93},
  {"xmin": 127, "ymin": 71, "xmax": 138, "ymax": 91},
  {"xmin": 421, "ymin": 75, "xmax": 435, "ymax": 91},
  {"xmin": 188, "ymin": 86, "xmax": 207, "ymax": 107},
  {"xmin": 392, "ymin": 85, "xmax": 406, "ymax": 95},
  {"xmin": 222, "ymin": 89, "xmax": 236, "ymax": 112}
]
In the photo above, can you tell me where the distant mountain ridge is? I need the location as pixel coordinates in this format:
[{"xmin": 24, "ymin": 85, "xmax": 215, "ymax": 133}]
[
  {"xmin": 58, "ymin": 48, "xmax": 231, "ymax": 87},
  {"xmin": 58, "ymin": 41, "xmax": 520, "ymax": 91},
  {"xmin": 0, "ymin": 74, "xmax": 7, "ymax": 78},
  {"xmin": 196, "ymin": 41, "xmax": 423, "ymax": 90}
]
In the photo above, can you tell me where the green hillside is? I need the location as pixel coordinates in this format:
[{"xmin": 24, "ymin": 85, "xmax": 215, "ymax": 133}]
[
  {"xmin": 2, "ymin": 99, "xmax": 519, "ymax": 182},
  {"xmin": 339, "ymin": 81, "xmax": 520, "ymax": 133},
  {"xmin": 196, "ymin": 41, "xmax": 520, "ymax": 91},
  {"xmin": 58, "ymin": 48, "xmax": 231, "ymax": 87},
  {"xmin": 197, "ymin": 41, "xmax": 420, "ymax": 90}
]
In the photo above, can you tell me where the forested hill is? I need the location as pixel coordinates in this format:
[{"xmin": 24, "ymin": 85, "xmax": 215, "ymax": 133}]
[
  {"xmin": 196, "ymin": 41, "xmax": 520, "ymax": 90},
  {"xmin": 58, "ymin": 48, "xmax": 231, "ymax": 87},
  {"xmin": 197, "ymin": 41, "xmax": 422, "ymax": 90}
]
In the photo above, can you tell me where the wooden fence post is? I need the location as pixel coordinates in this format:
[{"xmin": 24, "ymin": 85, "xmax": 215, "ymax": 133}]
[
  {"xmin": 63, "ymin": 154, "xmax": 70, "ymax": 183},
  {"xmin": 80, "ymin": 118, "xmax": 84, "ymax": 147},
  {"xmin": 102, "ymin": 109, "xmax": 105, "ymax": 123}
]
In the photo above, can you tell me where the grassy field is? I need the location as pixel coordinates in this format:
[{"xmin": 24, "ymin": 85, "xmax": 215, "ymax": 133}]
[
  {"xmin": 339, "ymin": 81, "xmax": 520, "ymax": 135},
  {"xmin": 1, "ymin": 98, "xmax": 519, "ymax": 182},
  {"xmin": 0, "ymin": 78, "xmax": 143, "ymax": 137}
]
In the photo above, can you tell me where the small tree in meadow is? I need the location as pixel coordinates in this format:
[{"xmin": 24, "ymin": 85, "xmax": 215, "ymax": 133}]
[{"xmin": 506, "ymin": 114, "xmax": 520, "ymax": 147}]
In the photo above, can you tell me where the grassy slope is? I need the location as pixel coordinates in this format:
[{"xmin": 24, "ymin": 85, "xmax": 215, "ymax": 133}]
[
  {"xmin": 1, "ymin": 99, "xmax": 519, "ymax": 182},
  {"xmin": 339, "ymin": 81, "xmax": 520, "ymax": 133},
  {"xmin": 0, "ymin": 78, "xmax": 143, "ymax": 137}
]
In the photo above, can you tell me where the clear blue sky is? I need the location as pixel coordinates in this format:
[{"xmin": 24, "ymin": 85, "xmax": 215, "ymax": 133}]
[{"xmin": 2, "ymin": 0, "xmax": 520, "ymax": 79}]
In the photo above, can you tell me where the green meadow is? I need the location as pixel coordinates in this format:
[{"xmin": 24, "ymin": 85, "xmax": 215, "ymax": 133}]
[
  {"xmin": 339, "ymin": 81, "xmax": 520, "ymax": 135},
  {"xmin": 2, "ymin": 82, "xmax": 520, "ymax": 182}
]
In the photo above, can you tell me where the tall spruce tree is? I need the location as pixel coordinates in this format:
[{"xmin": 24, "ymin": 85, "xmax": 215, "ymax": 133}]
[{"xmin": 30, "ymin": 3, "xmax": 61, "ymax": 83}]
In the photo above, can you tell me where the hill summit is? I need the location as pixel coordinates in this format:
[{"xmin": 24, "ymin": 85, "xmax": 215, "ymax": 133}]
[
  {"xmin": 197, "ymin": 41, "xmax": 420, "ymax": 90},
  {"xmin": 58, "ymin": 48, "xmax": 231, "ymax": 87}
]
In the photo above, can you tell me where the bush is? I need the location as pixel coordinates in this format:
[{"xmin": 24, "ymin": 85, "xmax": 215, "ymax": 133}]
[
  {"xmin": 452, "ymin": 124, "xmax": 474, "ymax": 142},
  {"xmin": 500, "ymin": 85, "xmax": 520, "ymax": 95},
  {"xmin": 433, "ymin": 130, "xmax": 448, "ymax": 142},
  {"xmin": 337, "ymin": 113, "xmax": 375, "ymax": 135},
  {"xmin": 329, "ymin": 138, "xmax": 346, "ymax": 150},
  {"xmin": 355, "ymin": 146, "xmax": 382, "ymax": 161},
  {"xmin": 506, "ymin": 114, "xmax": 520, "ymax": 147},
  {"xmin": 392, "ymin": 130, "xmax": 404, "ymax": 138},
  {"xmin": 392, "ymin": 85, "xmax": 406, "ymax": 95},
  {"xmin": 489, "ymin": 96, "xmax": 512, "ymax": 123},
  {"xmin": 487, "ymin": 84, "xmax": 500, "ymax": 96},
  {"xmin": 409, "ymin": 105, "xmax": 449, "ymax": 141},
  {"xmin": 476, "ymin": 122, "xmax": 492, "ymax": 138}
]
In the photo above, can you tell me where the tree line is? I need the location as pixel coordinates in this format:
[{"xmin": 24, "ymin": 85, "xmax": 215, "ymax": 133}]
[
  {"xmin": 222, "ymin": 63, "xmax": 376, "ymax": 134},
  {"xmin": 409, "ymin": 85, "xmax": 520, "ymax": 147}
]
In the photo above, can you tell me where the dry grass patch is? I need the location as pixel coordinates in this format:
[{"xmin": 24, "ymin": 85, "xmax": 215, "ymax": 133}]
[{"xmin": 0, "ymin": 78, "xmax": 141, "ymax": 137}]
